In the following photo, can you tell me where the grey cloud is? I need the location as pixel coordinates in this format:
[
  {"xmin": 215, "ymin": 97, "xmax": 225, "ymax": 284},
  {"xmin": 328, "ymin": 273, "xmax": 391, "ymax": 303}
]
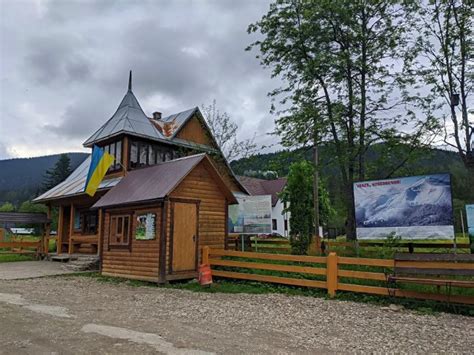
[
  {"xmin": 1, "ymin": 0, "xmax": 279, "ymax": 159},
  {"xmin": 25, "ymin": 34, "xmax": 93, "ymax": 85}
]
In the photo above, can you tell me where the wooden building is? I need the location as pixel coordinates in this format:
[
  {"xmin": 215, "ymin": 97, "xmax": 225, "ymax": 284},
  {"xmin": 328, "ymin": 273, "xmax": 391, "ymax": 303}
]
[{"xmin": 34, "ymin": 73, "xmax": 246, "ymax": 281}]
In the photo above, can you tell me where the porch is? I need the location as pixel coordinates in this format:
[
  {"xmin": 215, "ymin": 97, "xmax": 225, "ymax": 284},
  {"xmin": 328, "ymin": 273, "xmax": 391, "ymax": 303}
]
[{"xmin": 56, "ymin": 203, "xmax": 102, "ymax": 256}]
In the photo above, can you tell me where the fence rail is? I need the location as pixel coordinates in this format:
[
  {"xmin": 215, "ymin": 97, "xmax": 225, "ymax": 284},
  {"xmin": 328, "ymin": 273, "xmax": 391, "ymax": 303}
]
[
  {"xmin": 203, "ymin": 247, "xmax": 474, "ymax": 305},
  {"xmin": 226, "ymin": 235, "xmax": 472, "ymax": 255},
  {"xmin": 0, "ymin": 241, "xmax": 41, "ymax": 256}
]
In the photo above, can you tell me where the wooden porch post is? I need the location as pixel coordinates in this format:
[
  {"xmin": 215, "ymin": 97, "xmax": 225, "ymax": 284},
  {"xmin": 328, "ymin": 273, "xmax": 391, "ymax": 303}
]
[
  {"xmin": 158, "ymin": 199, "xmax": 169, "ymax": 284},
  {"xmin": 68, "ymin": 203, "xmax": 74, "ymax": 254},
  {"xmin": 44, "ymin": 204, "xmax": 52, "ymax": 256},
  {"xmin": 98, "ymin": 208, "xmax": 103, "ymax": 258},
  {"xmin": 57, "ymin": 206, "xmax": 64, "ymax": 254}
]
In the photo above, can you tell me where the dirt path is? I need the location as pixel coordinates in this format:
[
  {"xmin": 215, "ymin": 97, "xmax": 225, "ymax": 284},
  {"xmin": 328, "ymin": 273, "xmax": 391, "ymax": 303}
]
[
  {"xmin": 0, "ymin": 261, "xmax": 78, "ymax": 280},
  {"xmin": 0, "ymin": 276, "xmax": 472, "ymax": 354}
]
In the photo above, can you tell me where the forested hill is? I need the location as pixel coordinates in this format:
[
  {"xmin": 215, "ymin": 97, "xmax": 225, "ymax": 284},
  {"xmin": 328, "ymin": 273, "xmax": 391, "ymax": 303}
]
[
  {"xmin": 0, "ymin": 153, "xmax": 89, "ymax": 205},
  {"xmin": 230, "ymin": 145, "xmax": 473, "ymax": 214}
]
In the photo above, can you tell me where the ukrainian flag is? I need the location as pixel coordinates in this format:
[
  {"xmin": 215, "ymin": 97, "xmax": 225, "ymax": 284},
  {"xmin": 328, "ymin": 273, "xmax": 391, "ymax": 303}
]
[{"xmin": 84, "ymin": 146, "xmax": 115, "ymax": 196}]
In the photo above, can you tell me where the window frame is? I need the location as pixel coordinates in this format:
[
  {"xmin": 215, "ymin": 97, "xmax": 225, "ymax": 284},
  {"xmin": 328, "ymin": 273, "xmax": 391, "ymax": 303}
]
[{"xmin": 109, "ymin": 214, "xmax": 132, "ymax": 248}]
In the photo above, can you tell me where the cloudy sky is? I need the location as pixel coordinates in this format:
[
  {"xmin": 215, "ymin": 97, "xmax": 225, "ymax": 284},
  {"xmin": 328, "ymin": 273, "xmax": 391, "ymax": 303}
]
[{"xmin": 0, "ymin": 0, "xmax": 278, "ymax": 160}]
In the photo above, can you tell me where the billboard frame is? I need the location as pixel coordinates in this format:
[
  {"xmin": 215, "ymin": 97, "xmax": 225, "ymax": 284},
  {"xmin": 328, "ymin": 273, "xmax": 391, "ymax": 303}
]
[{"xmin": 352, "ymin": 172, "xmax": 455, "ymax": 241}]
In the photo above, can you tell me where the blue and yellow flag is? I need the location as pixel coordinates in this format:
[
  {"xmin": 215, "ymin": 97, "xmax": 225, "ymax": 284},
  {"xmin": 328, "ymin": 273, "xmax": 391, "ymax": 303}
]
[{"xmin": 84, "ymin": 146, "xmax": 115, "ymax": 196}]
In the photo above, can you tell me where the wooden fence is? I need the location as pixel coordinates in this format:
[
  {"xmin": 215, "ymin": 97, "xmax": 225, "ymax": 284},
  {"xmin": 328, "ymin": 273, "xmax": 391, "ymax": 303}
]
[
  {"xmin": 0, "ymin": 241, "xmax": 42, "ymax": 257},
  {"xmin": 226, "ymin": 235, "xmax": 472, "ymax": 255},
  {"xmin": 203, "ymin": 247, "xmax": 474, "ymax": 305},
  {"xmin": 324, "ymin": 241, "xmax": 472, "ymax": 255}
]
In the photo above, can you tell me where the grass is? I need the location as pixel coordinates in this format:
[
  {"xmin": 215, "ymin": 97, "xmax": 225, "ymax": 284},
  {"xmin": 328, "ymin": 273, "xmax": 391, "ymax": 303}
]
[{"xmin": 0, "ymin": 254, "xmax": 35, "ymax": 263}]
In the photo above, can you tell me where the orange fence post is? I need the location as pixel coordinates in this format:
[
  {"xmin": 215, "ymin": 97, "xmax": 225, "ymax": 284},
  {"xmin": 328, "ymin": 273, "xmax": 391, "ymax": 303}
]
[
  {"xmin": 327, "ymin": 252, "xmax": 338, "ymax": 297},
  {"xmin": 202, "ymin": 246, "xmax": 210, "ymax": 265}
]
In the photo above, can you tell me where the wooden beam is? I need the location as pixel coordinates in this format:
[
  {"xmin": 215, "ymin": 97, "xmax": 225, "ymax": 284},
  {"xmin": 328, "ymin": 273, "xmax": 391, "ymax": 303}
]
[
  {"xmin": 68, "ymin": 203, "xmax": 74, "ymax": 254},
  {"xmin": 97, "ymin": 208, "xmax": 103, "ymax": 260},
  {"xmin": 212, "ymin": 270, "xmax": 327, "ymax": 289},
  {"xmin": 57, "ymin": 206, "xmax": 64, "ymax": 254},
  {"xmin": 224, "ymin": 198, "xmax": 228, "ymax": 250},
  {"xmin": 122, "ymin": 136, "xmax": 130, "ymax": 172},
  {"xmin": 210, "ymin": 249, "xmax": 327, "ymax": 264},
  {"xmin": 158, "ymin": 199, "xmax": 168, "ymax": 283},
  {"xmin": 209, "ymin": 258, "xmax": 326, "ymax": 276}
]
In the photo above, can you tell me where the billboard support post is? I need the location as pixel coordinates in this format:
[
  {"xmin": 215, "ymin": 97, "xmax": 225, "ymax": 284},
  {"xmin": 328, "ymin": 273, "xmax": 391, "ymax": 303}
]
[{"xmin": 460, "ymin": 209, "xmax": 466, "ymax": 239}]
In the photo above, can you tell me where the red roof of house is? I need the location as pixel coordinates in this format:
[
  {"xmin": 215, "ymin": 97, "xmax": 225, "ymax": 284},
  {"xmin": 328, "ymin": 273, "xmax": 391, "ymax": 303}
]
[{"xmin": 237, "ymin": 176, "xmax": 287, "ymax": 206}]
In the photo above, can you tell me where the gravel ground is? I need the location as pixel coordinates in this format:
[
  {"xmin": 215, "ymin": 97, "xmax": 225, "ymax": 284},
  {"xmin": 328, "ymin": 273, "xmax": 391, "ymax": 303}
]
[{"xmin": 0, "ymin": 276, "xmax": 473, "ymax": 354}]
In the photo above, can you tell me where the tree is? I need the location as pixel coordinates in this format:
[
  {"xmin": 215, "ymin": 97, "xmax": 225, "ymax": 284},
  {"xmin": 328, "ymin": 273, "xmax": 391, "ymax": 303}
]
[
  {"xmin": 42, "ymin": 154, "xmax": 71, "ymax": 192},
  {"xmin": 0, "ymin": 202, "xmax": 15, "ymax": 212},
  {"xmin": 415, "ymin": 0, "xmax": 473, "ymax": 176},
  {"xmin": 282, "ymin": 161, "xmax": 334, "ymax": 254},
  {"xmin": 18, "ymin": 201, "xmax": 47, "ymax": 214},
  {"xmin": 248, "ymin": 0, "xmax": 433, "ymax": 239},
  {"xmin": 201, "ymin": 100, "xmax": 257, "ymax": 161}
]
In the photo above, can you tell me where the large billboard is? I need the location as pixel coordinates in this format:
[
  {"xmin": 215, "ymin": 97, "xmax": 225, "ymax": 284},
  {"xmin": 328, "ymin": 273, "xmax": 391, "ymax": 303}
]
[
  {"xmin": 354, "ymin": 174, "xmax": 454, "ymax": 240},
  {"xmin": 466, "ymin": 204, "xmax": 474, "ymax": 239},
  {"xmin": 228, "ymin": 195, "xmax": 272, "ymax": 234}
]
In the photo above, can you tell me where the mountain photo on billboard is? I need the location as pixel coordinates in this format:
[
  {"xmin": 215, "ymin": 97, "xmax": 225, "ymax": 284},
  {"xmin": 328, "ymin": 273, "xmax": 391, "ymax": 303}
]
[{"xmin": 354, "ymin": 174, "xmax": 453, "ymax": 228}]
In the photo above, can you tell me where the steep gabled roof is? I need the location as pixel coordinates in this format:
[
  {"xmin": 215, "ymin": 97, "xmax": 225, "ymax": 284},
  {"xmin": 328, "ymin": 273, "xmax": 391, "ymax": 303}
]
[
  {"xmin": 83, "ymin": 73, "xmax": 164, "ymax": 147},
  {"xmin": 238, "ymin": 176, "xmax": 287, "ymax": 206},
  {"xmin": 92, "ymin": 154, "xmax": 237, "ymax": 209}
]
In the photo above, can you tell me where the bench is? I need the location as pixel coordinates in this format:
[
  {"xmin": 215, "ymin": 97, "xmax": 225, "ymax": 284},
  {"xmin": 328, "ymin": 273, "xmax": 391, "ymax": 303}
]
[
  {"xmin": 387, "ymin": 253, "xmax": 474, "ymax": 296},
  {"xmin": 69, "ymin": 235, "xmax": 99, "ymax": 254}
]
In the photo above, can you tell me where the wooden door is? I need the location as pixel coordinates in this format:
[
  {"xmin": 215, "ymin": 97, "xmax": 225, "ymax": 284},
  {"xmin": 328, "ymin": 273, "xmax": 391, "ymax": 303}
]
[{"xmin": 172, "ymin": 202, "xmax": 198, "ymax": 272}]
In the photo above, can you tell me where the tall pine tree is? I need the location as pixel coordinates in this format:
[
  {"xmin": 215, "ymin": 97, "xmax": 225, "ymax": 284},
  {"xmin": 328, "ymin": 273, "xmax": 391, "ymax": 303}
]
[{"xmin": 42, "ymin": 154, "xmax": 71, "ymax": 192}]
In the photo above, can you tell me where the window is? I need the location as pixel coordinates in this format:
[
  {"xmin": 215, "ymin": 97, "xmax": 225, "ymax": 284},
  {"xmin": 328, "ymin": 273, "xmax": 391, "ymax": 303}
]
[
  {"xmin": 101, "ymin": 140, "xmax": 123, "ymax": 172},
  {"xmin": 284, "ymin": 219, "xmax": 288, "ymax": 231},
  {"xmin": 115, "ymin": 141, "xmax": 122, "ymax": 169},
  {"xmin": 73, "ymin": 211, "xmax": 81, "ymax": 231},
  {"xmin": 130, "ymin": 141, "xmax": 138, "ymax": 168},
  {"xmin": 83, "ymin": 212, "xmax": 98, "ymax": 234},
  {"xmin": 148, "ymin": 145, "xmax": 156, "ymax": 165},
  {"xmin": 109, "ymin": 214, "xmax": 131, "ymax": 246},
  {"xmin": 139, "ymin": 143, "xmax": 148, "ymax": 166},
  {"xmin": 129, "ymin": 139, "xmax": 181, "ymax": 169},
  {"xmin": 165, "ymin": 151, "xmax": 173, "ymax": 161},
  {"xmin": 73, "ymin": 210, "xmax": 98, "ymax": 234},
  {"xmin": 272, "ymin": 219, "xmax": 277, "ymax": 230}
]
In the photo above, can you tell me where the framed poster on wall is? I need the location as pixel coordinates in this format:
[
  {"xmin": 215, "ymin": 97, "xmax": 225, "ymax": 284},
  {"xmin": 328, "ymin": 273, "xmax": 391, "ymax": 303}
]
[{"xmin": 135, "ymin": 213, "xmax": 156, "ymax": 240}]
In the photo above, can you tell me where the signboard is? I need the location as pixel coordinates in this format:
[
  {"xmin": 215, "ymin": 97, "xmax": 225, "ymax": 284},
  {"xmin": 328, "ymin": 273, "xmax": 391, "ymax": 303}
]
[
  {"xmin": 228, "ymin": 195, "xmax": 272, "ymax": 234},
  {"xmin": 135, "ymin": 213, "xmax": 156, "ymax": 240},
  {"xmin": 466, "ymin": 204, "xmax": 474, "ymax": 239},
  {"xmin": 354, "ymin": 174, "xmax": 454, "ymax": 240}
]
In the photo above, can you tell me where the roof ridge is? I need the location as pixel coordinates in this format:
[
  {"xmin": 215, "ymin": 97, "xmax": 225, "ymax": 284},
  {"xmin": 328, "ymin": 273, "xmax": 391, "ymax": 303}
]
[{"xmin": 156, "ymin": 153, "xmax": 206, "ymax": 165}]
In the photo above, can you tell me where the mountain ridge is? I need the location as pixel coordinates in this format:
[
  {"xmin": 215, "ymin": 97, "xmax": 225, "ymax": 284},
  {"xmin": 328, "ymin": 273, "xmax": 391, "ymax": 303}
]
[{"xmin": 0, "ymin": 152, "xmax": 89, "ymax": 205}]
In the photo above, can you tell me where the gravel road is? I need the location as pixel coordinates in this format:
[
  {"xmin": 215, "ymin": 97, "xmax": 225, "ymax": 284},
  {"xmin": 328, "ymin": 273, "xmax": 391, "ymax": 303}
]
[{"xmin": 0, "ymin": 276, "xmax": 472, "ymax": 354}]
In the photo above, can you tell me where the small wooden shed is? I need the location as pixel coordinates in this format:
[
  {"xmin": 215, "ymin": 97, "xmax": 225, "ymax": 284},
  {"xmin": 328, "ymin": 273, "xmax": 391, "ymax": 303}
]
[{"xmin": 92, "ymin": 153, "xmax": 236, "ymax": 282}]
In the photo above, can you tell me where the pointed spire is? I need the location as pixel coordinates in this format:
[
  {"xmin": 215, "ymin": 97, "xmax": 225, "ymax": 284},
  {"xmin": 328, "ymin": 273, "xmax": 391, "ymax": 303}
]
[{"xmin": 128, "ymin": 70, "xmax": 132, "ymax": 91}]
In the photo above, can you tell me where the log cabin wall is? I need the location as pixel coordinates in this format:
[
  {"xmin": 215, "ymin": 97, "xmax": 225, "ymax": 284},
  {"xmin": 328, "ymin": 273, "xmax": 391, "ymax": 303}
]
[
  {"xmin": 176, "ymin": 115, "xmax": 243, "ymax": 194},
  {"xmin": 167, "ymin": 162, "xmax": 228, "ymax": 275},
  {"xmin": 176, "ymin": 115, "xmax": 214, "ymax": 146},
  {"xmin": 102, "ymin": 205, "xmax": 162, "ymax": 282}
]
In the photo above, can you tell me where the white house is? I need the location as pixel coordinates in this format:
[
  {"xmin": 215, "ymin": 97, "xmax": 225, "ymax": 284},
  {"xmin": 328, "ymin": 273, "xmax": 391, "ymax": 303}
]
[{"xmin": 238, "ymin": 176, "xmax": 290, "ymax": 237}]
